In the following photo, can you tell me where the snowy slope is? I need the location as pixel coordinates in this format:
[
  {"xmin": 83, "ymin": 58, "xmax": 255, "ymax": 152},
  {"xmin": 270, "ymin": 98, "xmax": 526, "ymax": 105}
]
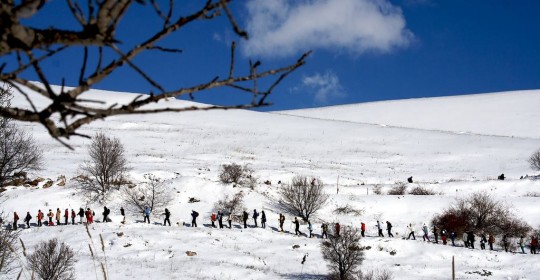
[
  {"xmin": 280, "ymin": 90, "xmax": 540, "ymax": 139},
  {"xmin": 2, "ymin": 86, "xmax": 540, "ymax": 280}
]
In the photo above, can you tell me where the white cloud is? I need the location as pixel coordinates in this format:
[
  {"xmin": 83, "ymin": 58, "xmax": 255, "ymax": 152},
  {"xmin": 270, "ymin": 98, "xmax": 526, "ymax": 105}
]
[
  {"xmin": 297, "ymin": 71, "xmax": 346, "ymax": 104},
  {"xmin": 242, "ymin": 0, "xmax": 413, "ymax": 57}
]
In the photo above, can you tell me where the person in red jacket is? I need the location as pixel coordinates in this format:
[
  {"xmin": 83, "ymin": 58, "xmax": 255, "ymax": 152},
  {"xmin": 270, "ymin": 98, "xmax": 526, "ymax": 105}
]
[
  {"xmin": 531, "ymin": 236, "xmax": 539, "ymax": 254},
  {"xmin": 70, "ymin": 209, "xmax": 76, "ymax": 225},
  {"xmin": 335, "ymin": 222, "xmax": 341, "ymax": 237},
  {"xmin": 37, "ymin": 209, "xmax": 44, "ymax": 227},
  {"xmin": 488, "ymin": 234, "xmax": 495, "ymax": 251},
  {"xmin": 86, "ymin": 208, "xmax": 93, "ymax": 224},
  {"xmin": 360, "ymin": 222, "xmax": 366, "ymax": 237},
  {"xmin": 13, "ymin": 212, "xmax": 19, "ymax": 230}
]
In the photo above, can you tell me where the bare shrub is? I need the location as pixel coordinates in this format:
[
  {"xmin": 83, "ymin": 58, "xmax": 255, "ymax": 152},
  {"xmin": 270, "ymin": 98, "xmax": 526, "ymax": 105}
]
[
  {"xmin": 278, "ymin": 176, "xmax": 328, "ymax": 221},
  {"xmin": 219, "ymin": 163, "xmax": 256, "ymax": 188},
  {"xmin": 432, "ymin": 192, "xmax": 531, "ymax": 237},
  {"xmin": 0, "ymin": 225, "xmax": 19, "ymax": 276},
  {"xmin": 529, "ymin": 149, "xmax": 540, "ymax": 172},
  {"xmin": 122, "ymin": 174, "xmax": 172, "ymax": 214},
  {"xmin": 372, "ymin": 185, "xmax": 383, "ymax": 195},
  {"xmin": 214, "ymin": 192, "xmax": 246, "ymax": 222},
  {"xmin": 27, "ymin": 238, "xmax": 76, "ymax": 280},
  {"xmin": 356, "ymin": 269, "xmax": 394, "ymax": 280},
  {"xmin": 77, "ymin": 132, "xmax": 130, "ymax": 201},
  {"xmin": 333, "ymin": 205, "xmax": 365, "ymax": 216},
  {"xmin": 408, "ymin": 186, "xmax": 436, "ymax": 195},
  {"xmin": 322, "ymin": 227, "xmax": 365, "ymax": 280},
  {"xmin": 0, "ymin": 84, "xmax": 42, "ymax": 186},
  {"xmin": 387, "ymin": 182, "xmax": 407, "ymax": 195}
]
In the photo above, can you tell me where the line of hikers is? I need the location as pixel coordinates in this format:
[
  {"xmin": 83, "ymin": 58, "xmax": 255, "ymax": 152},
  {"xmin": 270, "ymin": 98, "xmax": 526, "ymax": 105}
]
[{"xmin": 4, "ymin": 206, "xmax": 539, "ymax": 255}]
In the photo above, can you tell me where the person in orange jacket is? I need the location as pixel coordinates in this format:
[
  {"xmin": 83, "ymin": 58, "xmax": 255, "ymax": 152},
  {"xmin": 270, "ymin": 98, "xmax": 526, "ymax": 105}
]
[{"xmin": 37, "ymin": 209, "xmax": 44, "ymax": 227}]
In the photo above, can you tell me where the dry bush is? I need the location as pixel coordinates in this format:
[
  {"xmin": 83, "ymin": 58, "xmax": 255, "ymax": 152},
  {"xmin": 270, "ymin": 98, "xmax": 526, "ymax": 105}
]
[
  {"xmin": 356, "ymin": 269, "xmax": 394, "ymax": 280},
  {"xmin": 219, "ymin": 163, "xmax": 256, "ymax": 188},
  {"xmin": 432, "ymin": 192, "xmax": 531, "ymax": 237},
  {"xmin": 387, "ymin": 182, "xmax": 407, "ymax": 195},
  {"xmin": 408, "ymin": 186, "xmax": 436, "ymax": 195},
  {"xmin": 277, "ymin": 176, "xmax": 328, "ymax": 221},
  {"xmin": 0, "ymin": 84, "xmax": 42, "ymax": 186},
  {"xmin": 372, "ymin": 185, "xmax": 383, "ymax": 195},
  {"xmin": 27, "ymin": 238, "xmax": 76, "ymax": 280},
  {"xmin": 77, "ymin": 132, "xmax": 130, "ymax": 201},
  {"xmin": 529, "ymin": 149, "xmax": 540, "ymax": 172},
  {"xmin": 122, "ymin": 174, "xmax": 172, "ymax": 214},
  {"xmin": 322, "ymin": 227, "xmax": 365, "ymax": 280},
  {"xmin": 0, "ymin": 225, "xmax": 19, "ymax": 276},
  {"xmin": 214, "ymin": 192, "xmax": 246, "ymax": 222},
  {"xmin": 333, "ymin": 205, "xmax": 365, "ymax": 216}
]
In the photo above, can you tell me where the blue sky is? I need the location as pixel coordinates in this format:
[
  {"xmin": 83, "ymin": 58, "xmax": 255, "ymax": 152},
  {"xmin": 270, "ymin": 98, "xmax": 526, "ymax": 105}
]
[{"xmin": 7, "ymin": 0, "xmax": 540, "ymax": 111}]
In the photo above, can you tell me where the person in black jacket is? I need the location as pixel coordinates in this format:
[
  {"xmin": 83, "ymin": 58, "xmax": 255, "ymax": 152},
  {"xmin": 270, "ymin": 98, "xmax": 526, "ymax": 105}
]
[
  {"xmin": 243, "ymin": 211, "xmax": 249, "ymax": 228},
  {"xmin": 252, "ymin": 209, "xmax": 259, "ymax": 227},
  {"xmin": 163, "ymin": 208, "xmax": 171, "ymax": 226},
  {"xmin": 386, "ymin": 221, "xmax": 394, "ymax": 237},
  {"xmin": 24, "ymin": 212, "xmax": 32, "ymax": 228},
  {"xmin": 103, "ymin": 206, "xmax": 111, "ymax": 222},
  {"xmin": 261, "ymin": 211, "xmax": 267, "ymax": 229},
  {"xmin": 78, "ymin": 208, "xmax": 85, "ymax": 224},
  {"xmin": 120, "ymin": 207, "xmax": 125, "ymax": 223},
  {"xmin": 467, "ymin": 231, "xmax": 476, "ymax": 249},
  {"xmin": 294, "ymin": 217, "xmax": 303, "ymax": 236},
  {"xmin": 191, "ymin": 210, "xmax": 198, "ymax": 227}
]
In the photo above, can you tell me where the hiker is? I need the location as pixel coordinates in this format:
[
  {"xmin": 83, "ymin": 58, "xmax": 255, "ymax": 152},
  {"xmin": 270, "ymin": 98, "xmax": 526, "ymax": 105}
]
[
  {"xmin": 70, "ymin": 209, "xmax": 76, "ymax": 225},
  {"xmin": 86, "ymin": 208, "xmax": 94, "ymax": 224},
  {"xmin": 143, "ymin": 206, "xmax": 151, "ymax": 224},
  {"xmin": 191, "ymin": 210, "xmax": 199, "ymax": 227},
  {"xmin": 56, "ymin": 208, "xmax": 61, "ymax": 225},
  {"xmin": 24, "ymin": 211, "xmax": 32, "ymax": 228},
  {"xmin": 217, "ymin": 210, "xmax": 224, "ymax": 229},
  {"xmin": 307, "ymin": 220, "xmax": 313, "ymax": 238},
  {"xmin": 47, "ymin": 209, "xmax": 54, "ymax": 225},
  {"xmin": 386, "ymin": 221, "xmax": 394, "ymax": 237},
  {"xmin": 13, "ymin": 212, "xmax": 19, "ymax": 230},
  {"xmin": 227, "ymin": 212, "xmax": 232, "ymax": 228},
  {"xmin": 321, "ymin": 223, "xmax": 328, "ymax": 238},
  {"xmin": 422, "ymin": 224, "xmax": 430, "ymax": 242},
  {"xmin": 407, "ymin": 224, "xmax": 416, "ymax": 240},
  {"xmin": 261, "ymin": 210, "xmax": 266, "ymax": 229},
  {"xmin": 294, "ymin": 217, "xmax": 302, "ymax": 236},
  {"xmin": 243, "ymin": 211, "xmax": 249, "ymax": 228},
  {"xmin": 279, "ymin": 214, "xmax": 285, "ymax": 232},
  {"xmin": 531, "ymin": 236, "xmax": 538, "ymax": 254},
  {"xmin": 503, "ymin": 234, "xmax": 509, "ymax": 252},
  {"xmin": 441, "ymin": 229, "xmax": 447, "ymax": 245},
  {"xmin": 36, "ymin": 210, "xmax": 43, "ymax": 227},
  {"xmin": 518, "ymin": 236, "xmax": 526, "ymax": 254},
  {"xmin": 433, "ymin": 225, "xmax": 439, "ymax": 244},
  {"xmin": 467, "ymin": 231, "xmax": 475, "ymax": 249},
  {"xmin": 252, "ymin": 209, "xmax": 259, "ymax": 227},
  {"xmin": 360, "ymin": 222, "xmax": 366, "ymax": 237},
  {"xmin": 335, "ymin": 222, "xmax": 341, "ymax": 237},
  {"xmin": 488, "ymin": 234, "xmax": 495, "ymax": 250},
  {"xmin": 463, "ymin": 232, "xmax": 468, "ymax": 248},
  {"xmin": 480, "ymin": 233, "xmax": 487, "ymax": 250},
  {"xmin": 450, "ymin": 231, "xmax": 456, "ymax": 246},
  {"xmin": 407, "ymin": 176, "xmax": 413, "ymax": 183},
  {"xmin": 120, "ymin": 207, "xmax": 126, "ymax": 223},
  {"xmin": 64, "ymin": 208, "xmax": 69, "ymax": 225},
  {"xmin": 376, "ymin": 220, "xmax": 384, "ymax": 237},
  {"xmin": 163, "ymin": 208, "xmax": 171, "ymax": 226},
  {"xmin": 78, "ymin": 208, "xmax": 85, "ymax": 223},
  {"xmin": 211, "ymin": 212, "xmax": 217, "ymax": 228},
  {"xmin": 498, "ymin": 173, "xmax": 505, "ymax": 180},
  {"xmin": 103, "ymin": 206, "xmax": 111, "ymax": 222}
]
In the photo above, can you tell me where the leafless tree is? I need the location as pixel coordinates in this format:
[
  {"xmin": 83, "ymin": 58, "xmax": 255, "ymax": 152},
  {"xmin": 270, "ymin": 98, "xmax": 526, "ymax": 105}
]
[
  {"xmin": 529, "ymin": 149, "xmax": 540, "ymax": 172},
  {"xmin": 0, "ymin": 225, "xmax": 19, "ymax": 277},
  {"xmin": 0, "ymin": 83, "xmax": 42, "ymax": 186},
  {"xmin": 278, "ymin": 175, "xmax": 328, "ymax": 221},
  {"xmin": 0, "ymin": 1, "xmax": 310, "ymax": 148},
  {"xmin": 219, "ymin": 163, "xmax": 256, "ymax": 188},
  {"xmin": 27, "ymin": 238, "xmax": 76, "ymax": 280},
  {"xmin": 322, "ymin": 227, "xmax": 365, "ymax": 280},
  {"xmin": 432, "ymin": 192, "xmax": 531, "ymax": 237},
  {"xmin": 214, "ymin": 191, "xmax": 245, "ymax": 222},
  {"xmin": 122, "ymin": 173, "xmax": 172, "ymax": 214},
  {"xmin": 76, "ymin": 132, "xmax": 129, "ymax": 201}
]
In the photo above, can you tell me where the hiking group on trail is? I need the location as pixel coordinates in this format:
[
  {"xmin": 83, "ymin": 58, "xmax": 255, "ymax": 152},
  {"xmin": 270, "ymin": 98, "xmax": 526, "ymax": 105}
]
[{"xmin": 3, "ymin": 205, "xmax": 539, "ymax": 255}]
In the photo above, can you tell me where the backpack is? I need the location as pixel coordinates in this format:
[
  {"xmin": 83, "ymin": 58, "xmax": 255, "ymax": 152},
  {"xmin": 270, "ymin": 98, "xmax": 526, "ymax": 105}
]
[{"xmin": 193, "ymin": 211, "xmax": 199, "ymax": 218}]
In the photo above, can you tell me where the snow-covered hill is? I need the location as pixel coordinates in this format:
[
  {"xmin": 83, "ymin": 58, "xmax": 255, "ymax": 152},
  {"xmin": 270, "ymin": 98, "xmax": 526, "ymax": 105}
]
[{"xmin": 2, "ymin": 87, "xmax": 540, "ymax": 279}]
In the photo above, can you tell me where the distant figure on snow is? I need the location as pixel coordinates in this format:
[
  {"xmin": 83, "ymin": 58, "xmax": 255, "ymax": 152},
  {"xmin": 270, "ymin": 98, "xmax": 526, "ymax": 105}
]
[
  {"xmin": 360, "ymin": 222, "xmax": 366, "ymax": 237},
  {"xmin": 307, "ymin": 220, "xmax": 313, "ymax": 238},
  {"xmin": 335, "ymin": 222, "xmax": 341, "ymax": 237},
  {"xmin": 211, "ymin": 212, "xmax": 217, "ymax": 228},
  {"xmin": 407, "ymin": 176, "xmax": 413, "ymax": 183},
  {"xmin": 422, "ymin": 224, "xmax": 430, "ymax": 242},
  {"xmin": 279, "ymin": 214, "xmax": 285, "ymax": 232},
  {"xmin": 163, "ymin": 208, "xmax": 171, "ymax": 226},
  {"xmin": 498, "ymin": 173, "xmax": 505, "ymax": 180},
  {"xmin": 261, "ymin": 210, "xmax": 266, "ymax": 229},
  {"xmin": 13, "ymin": 212, "xmax": 19, "ymax": 230},
  {"xmin": 24, "ymin": 211, "xmax": 32, "ymax": 228},
  {"xmin": 386, "ymin": 221, "xmax": 394, "ymax": 237},
  {"xmin": 376, "ymin": 220, "xmax": 384, "ymax": 237},
  {"xmin": 243, "ymin": 211, "xmax": 249, "ymax": 228},
  {"xmin": 321, "ymin": 223, "xmax": 328, "ymax": 238},
  {"xmin": 143, "ymin": 206, "xmax": 151, "ymax": 224},
  {"xmin": 191, "ymin": 210, "xmax": 199, "ymax": 227},
  {"xmin": 407, "ymin": 224, "xmax": 416, "ymax": 240},
  {"xmin": 252, "ymin": 209, "xmax": 259, "ymax": 227},
  {"xmin": 294, "ymin": 217, "xmax": 303, "ymax": 236},
  {"xmin": 103, "ymin": 206, "xmax": 111, "ymax": 222}
]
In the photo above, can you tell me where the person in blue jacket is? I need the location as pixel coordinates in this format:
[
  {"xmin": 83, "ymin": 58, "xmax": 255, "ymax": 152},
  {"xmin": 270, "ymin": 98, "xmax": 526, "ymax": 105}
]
[{"xmin": 144, "ymin": 206, "xmax": 151, "ymax": 224}]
